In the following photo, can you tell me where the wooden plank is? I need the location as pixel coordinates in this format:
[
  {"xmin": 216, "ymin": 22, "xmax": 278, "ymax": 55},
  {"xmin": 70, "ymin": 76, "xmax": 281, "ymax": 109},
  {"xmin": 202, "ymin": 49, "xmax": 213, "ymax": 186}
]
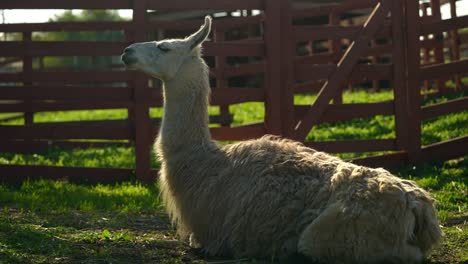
[
  {"xmin": 263, "ymin": 0, "xmax": 283, "ymax": 135},
  {"xmin": 0, "ymin": 17, "xmax": 261, "ymax": 35},
  {"xmin": 304, "ymin": 139, "xmax": 397, "ymax": 153},
  {"xmin": 421, "ymin": 135, "xmax": 468, "ymax": 162},
  {"xmin": 295, "ymin": 101, "xmax": 394, "ymax": 123},
  {"xmin": 146, "ymin": 0, "xmax": 263, "ymax": 10},
  {"xmin": 294, "ymin": 64, "xmax": 335, "ymax": 81},
  {"xmin": 0, "ymin": 21, "xmax": 132, "ymax": 32},
  {"xmin": 293, "ymin": 0, "xmax": 378, "ymax": 18},
  {"xmin": 405, "ymin": 0, "xmax": 422, "ymax": 161},
  {"xmin": 0, "ymin": 100, "xmax": 133, "ymax": 112},
  {"xmin": 0, "ymin": 86, "xmax": 133, "ymax": 100},
  {"xmin": 421, "ymin": 97, "xmax": 468, "ymax": 119},
  {"xmin": 0, "ymin": 124, "xmax": 131, "ymax": 140},
  {"xmin": 0, "ymin": 41, "xmax": 128, "ymax": 56},
  {"xmin": 1, "ymin": 0, "xmax": 132, "ymax": 9},
  {"xmin": 294, "ymin": 0, "xmax": 392, "ymax": 141},
  {"xmin": 420, "ymin": 15, "xmax": 468, "ymax": 35},
  {"xmin": 294, "ymin": 25, "xmax": 361, "ymax": 41},
  {"xmin": 294, "ymin": 64, "xmax": 393, "ymax": 81},
  {"xmin": 223, "ymin": 63, "xmax": 265, "ymax": 78},
  {"xmin": 293, "ymin": 81, "xmax": 324, "ymax": 93},
  {"xmin": 279, "ymin": 0, "xmax": 296, "ymax": 137},
  {"xmin": 0, "ymin": 18, "xmax": 262, "ymax": 33},
  {"xmin": 23, "ymin": 31, "xmax": 34, "ymax": 126},
  {"xmin": 391, "ymin": 0, "xmax": 410, "ymax": 151},
  {"xmin": 295, "ymin": 43, "xmax": 393, "ymax": 65},
  {"xmin": 419, "ymin": 59, "xmax": 468, "ymax": 80},
  {"xmin": 210, "ymin": 123, "xmax": 266, "ymax": 141},
  {"xmin": 0, "ymin": 140, "xmax": 130, "ymax": 154},
  {"xmin": 351, "ymin": 152, "xmax": 408, "ymax": 168},
  {"xmin": 203, "ymin": 41, "xmax": 264, "ymax": 56},
  {"xmin": 0, "ymin": 165, "xmax": 134, "ymax": 184},
  {"xmin": 0, "ymin": 41, "xmax": 263, "ymax": 57},
  {"xmin": 0, "ymin": 71, "xmax": 135, "ymax": 83}
]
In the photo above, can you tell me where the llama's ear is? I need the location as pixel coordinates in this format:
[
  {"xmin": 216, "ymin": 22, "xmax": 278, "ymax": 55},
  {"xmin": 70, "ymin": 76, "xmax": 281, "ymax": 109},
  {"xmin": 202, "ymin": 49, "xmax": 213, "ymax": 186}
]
[{"xmin": 187, "ymin": 16, "xmax": 212, "ymax": 50}]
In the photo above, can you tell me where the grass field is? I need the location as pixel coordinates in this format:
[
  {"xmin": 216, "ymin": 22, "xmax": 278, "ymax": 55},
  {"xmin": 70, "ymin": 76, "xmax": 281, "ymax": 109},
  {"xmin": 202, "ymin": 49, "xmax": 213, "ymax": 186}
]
[{"xmin": 0, "ymin": 89, "xmax": 467, "ymax": 263}]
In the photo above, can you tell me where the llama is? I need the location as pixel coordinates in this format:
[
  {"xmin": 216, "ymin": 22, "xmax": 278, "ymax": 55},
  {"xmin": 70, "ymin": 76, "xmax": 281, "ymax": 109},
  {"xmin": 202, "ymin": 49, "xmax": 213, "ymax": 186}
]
[{"xmin": 122, "ymin": 16, "xmax": 442, "ymax": 263}]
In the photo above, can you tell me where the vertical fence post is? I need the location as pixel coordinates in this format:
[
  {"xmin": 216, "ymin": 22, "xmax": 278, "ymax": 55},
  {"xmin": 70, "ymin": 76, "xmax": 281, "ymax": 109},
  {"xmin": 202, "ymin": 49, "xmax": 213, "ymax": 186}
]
[
  {"xmin": 280, "ymin": 0, "xmax": 295, "ymax": 138},
  {"xmin": 449, "ymin": 0, "xmax": 462, "ymax": 90},
  {"xmin": 392, "ymin": 0, "xmax": 409, "ymax": 154},
  {"xmin": 132, "ymin": 0, "xmax": 153, "ymax": 182},
  {"xmin": 370, "ymin": 39, "xmax": 380, "ymax": 92},
  {"xmin": 430, "ymin": 0, "xmax": 446, "ymax": 94},
  {"xmin": 213, "ymin": 28, "xmax": 230, "ymax": 127},
  {"xmin": 329, "ymin": 12, "xmax": 343, "ymax": 104},
  {"xmin": 264, "ymin": 0, "xmax": 284, "ymax": 136},
  {"xmin": 22, "ymin": 31, "xmax": 33, "ymax": 126},
  {"xmin": 420, "ymin": 3, "xmax": 431, "ymax": 92},
  {"xmin": 404, "ymin": 0, "xmax": 422, "ymax": 161}
]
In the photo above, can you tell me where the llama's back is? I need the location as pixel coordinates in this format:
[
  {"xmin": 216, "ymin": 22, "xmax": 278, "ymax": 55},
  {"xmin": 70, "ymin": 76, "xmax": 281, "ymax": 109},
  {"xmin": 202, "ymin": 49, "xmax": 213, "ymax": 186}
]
[{"xmin": 206, "ymin": 135, "xmax": 344, "ymax": 257}]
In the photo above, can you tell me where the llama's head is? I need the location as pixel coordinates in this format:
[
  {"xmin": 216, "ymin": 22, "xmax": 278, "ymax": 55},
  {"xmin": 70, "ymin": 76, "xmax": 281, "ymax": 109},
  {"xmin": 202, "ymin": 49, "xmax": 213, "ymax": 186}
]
[{"xmin": 121, "ymin": 16, "xmax": 211, "ymax": 81}]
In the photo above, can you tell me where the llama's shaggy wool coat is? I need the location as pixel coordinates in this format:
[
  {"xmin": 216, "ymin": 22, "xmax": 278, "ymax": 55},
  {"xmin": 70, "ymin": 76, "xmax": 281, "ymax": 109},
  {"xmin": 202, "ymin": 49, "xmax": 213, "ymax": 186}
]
[{"xmin": 157, "ymin": 136, "xmax": 441, "ymax": 263}]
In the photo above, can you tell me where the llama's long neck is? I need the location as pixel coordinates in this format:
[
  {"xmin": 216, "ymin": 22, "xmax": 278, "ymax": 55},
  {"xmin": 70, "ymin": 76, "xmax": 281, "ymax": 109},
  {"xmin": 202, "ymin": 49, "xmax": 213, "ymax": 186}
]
[{"xmin": 156, "ymin": 57, "xmax": 213, "ymax": 157}]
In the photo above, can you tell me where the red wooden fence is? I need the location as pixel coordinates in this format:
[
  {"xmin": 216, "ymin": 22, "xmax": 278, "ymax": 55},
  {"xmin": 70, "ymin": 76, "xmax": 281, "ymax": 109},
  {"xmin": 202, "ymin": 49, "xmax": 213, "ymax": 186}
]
[{"xmin": 0, "ymin": 0, "xmax": 467, "ymax": 183}]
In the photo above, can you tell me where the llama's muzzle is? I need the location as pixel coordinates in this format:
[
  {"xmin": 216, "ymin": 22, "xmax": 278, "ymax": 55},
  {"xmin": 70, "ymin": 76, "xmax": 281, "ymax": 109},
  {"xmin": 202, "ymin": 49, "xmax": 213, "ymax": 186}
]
[{"xmin": 121, "ymin": 47, "xmax": 137, "ymax": 65}]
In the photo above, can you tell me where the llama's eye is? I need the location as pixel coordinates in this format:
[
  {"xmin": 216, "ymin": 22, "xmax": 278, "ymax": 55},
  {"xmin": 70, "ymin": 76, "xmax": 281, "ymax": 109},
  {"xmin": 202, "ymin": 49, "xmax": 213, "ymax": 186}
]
[{"xmin": 158, "ymin": 45, "xmax": 170, "ymax": 52}]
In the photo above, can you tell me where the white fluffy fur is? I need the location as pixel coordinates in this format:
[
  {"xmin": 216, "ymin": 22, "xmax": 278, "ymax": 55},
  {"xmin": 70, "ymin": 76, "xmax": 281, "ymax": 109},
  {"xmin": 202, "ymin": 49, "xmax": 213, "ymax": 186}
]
[{"xmin": 122, "ymin": 16, "xmax": 442, "ymax": 263}]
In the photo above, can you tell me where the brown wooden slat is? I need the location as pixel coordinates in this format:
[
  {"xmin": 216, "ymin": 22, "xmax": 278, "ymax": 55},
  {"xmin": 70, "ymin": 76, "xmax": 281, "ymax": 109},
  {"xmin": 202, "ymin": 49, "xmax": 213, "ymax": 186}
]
[
  {"xmin": 211, "ymin": 123, "xmax": 266, "ymax": 141},
  {"xmin": 0, "ymin": 41, "xmax": 264, "ymax": 57},
  {"xmin": 1, "ymin": 0, "xmax": 132, "ymax": 9},
  {"xmin": 392, "ymin": 0, "xmax": 410, "ymax": 152},
  {"xmin": 293, "ymin": 0, "xmax": 378, "ymax": 18},
  {"xmin": 0, "ymin": 140, "xmax": 130, "ymax": 154},
  {"xmin": 0, "ymin": 164, "xmax": 134, "ymax": 184},
  {"xmin": 0, "ymin": 86, "xmax": 133, "ymax": 100},
  {"xmin": 0, "ymin": 21, "xmax": 132, "ymax": 32},
  {"xmin": 293, "ymin": 81, "xmax": 325, "ymax": 93},
  {"xmin": 419, "ymin": 59, "xmax": 468, "ymax": 80},
  {"xmin": 294, "ymin": 25, "xmax": 361, "ymax": 41},
  {"xmin": 0, "ymin": 100, "xmax": 133, "ymax": 112},
  {"xmin": 295, "ymin": 43, "xmax": 393, "ymax": 65},
  {"xmin": 295, "ymin": 101, "xmax": 395, "ymax": 123},
  {"xmin": 304, "ymin": 139, "xmax": 397, "ymax": 153},
  {"xmin": 203, "ymin": 41, "xmax": 264, "ymax": 56},
  {"xmin": 0, "ymin": 123, "xmax": 131, "ymax": 140},
  {"xmin": 422, "ymin": 97, "xmax": 468, "ymax": 119},
  {"xmin": 351, "ymin": 152, "xmax": 408, "ymax": 168},
  {"xmin": 223, "ymin": 63, "xmax": 265, "ymax": 77},
  {"xmin": 0, "ymin": 16, "xmax": 263, "ymax": 33},
  {"xmin": 0, "ymin": 71, "xmax": 134, "ymax": 83},
  {"xmin": 211, "ymin": 87, "xmax": 265, "ymax": 105},
  {"xmin": 0, "ymin": 41, "xmax": 129, "ymax": 56},
  {"xmin": 404, "ymin": 0, "xmax": 422, "ymax": 160},
  {"xmin": 420, "ymin": 15, "xmax": 468, "ymax": 35},
  {"xmin": 293, "ymin": 23, "xmax": 391, "ymax": 42},
  {"xmin": 295, "ymin": 64, "xmax": 335, "ymax": 81},
  {"xmin": 421, "ymin": 135, "xmax": 468, "ymax": 162},
  {"xmin": 146, "ymin": 0, "xmax": 263, "ymax": 10},
  {"xmin": 295, "ymin": 64, "xmax": 393, "ymax": 81}
]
